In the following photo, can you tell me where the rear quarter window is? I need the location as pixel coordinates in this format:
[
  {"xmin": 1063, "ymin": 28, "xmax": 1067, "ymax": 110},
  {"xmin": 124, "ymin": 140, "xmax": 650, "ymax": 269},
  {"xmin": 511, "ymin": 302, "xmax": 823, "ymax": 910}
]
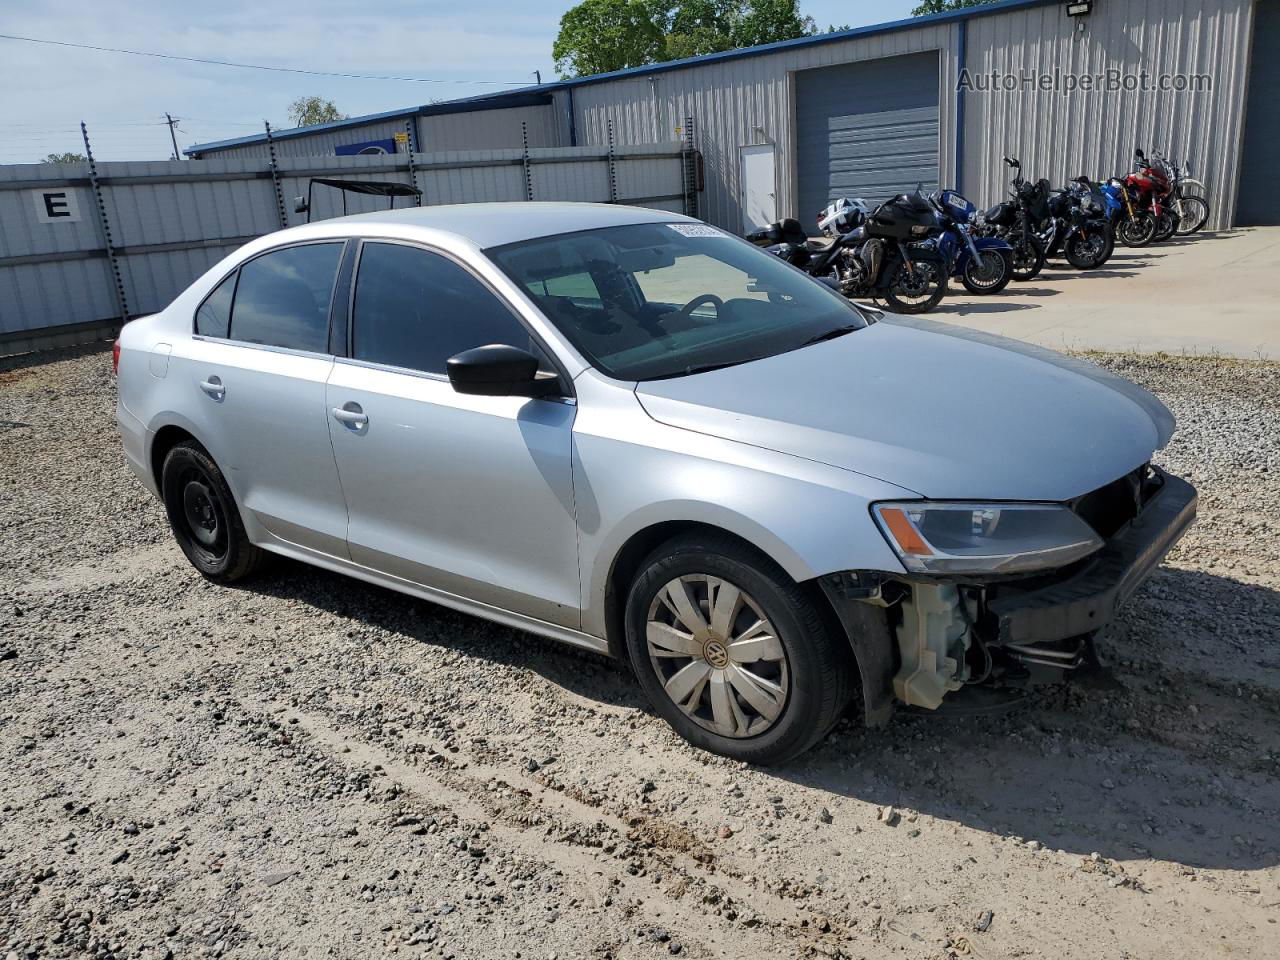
[{"xmin": 195, "ymin": 271, "xmax": 236, "ymax": 338}]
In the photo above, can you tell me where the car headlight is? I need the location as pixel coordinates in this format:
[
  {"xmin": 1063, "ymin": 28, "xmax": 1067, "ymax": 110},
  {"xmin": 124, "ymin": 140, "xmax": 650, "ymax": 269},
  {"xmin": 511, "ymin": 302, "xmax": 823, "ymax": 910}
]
[{"xmin": 872, "ymin": 502, "xmax": 1103, "ymax": 575}]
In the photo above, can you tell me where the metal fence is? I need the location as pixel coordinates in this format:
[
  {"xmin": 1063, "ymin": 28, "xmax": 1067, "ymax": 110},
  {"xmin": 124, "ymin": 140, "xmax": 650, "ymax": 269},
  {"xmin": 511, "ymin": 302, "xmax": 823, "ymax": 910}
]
[{"xmin": 0, "ymin": 135, "xmax": 690, "ymax": 355}]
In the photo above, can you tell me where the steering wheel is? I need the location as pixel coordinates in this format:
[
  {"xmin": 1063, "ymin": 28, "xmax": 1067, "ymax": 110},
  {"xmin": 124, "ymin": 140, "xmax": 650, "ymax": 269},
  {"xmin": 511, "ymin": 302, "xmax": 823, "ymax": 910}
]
[{"xmin": 676, "ymin": 294, "xmax": 724, "ymax": 322}]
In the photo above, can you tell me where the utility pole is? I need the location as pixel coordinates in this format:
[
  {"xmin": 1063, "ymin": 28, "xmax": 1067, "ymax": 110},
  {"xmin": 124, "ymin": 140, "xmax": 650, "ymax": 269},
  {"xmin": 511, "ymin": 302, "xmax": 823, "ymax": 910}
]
[{"xmin": 164, "ymin": 113, "xmax": 181, "ymax": 159}]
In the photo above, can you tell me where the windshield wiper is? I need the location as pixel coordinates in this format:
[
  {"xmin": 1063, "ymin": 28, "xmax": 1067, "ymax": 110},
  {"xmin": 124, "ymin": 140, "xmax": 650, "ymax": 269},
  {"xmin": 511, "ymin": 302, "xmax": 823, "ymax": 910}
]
[
  {"xmin": 647, "ymin": 357, "xmax": 766, "ymax": 380},
  {"xmin": 798, "ymin": 325, "xmax": 861, "ymax": 348}
]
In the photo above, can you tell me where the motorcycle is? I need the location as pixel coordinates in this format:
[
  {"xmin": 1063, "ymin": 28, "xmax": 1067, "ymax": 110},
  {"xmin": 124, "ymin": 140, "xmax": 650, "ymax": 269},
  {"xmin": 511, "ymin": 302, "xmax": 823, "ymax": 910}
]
[
  {"xmin": 747, "ymin": 188, "xmax": 949, "ymax": 314},
  {"xmin": 1127, "ymin": 148, "xmax": 1177, "ymax": 243},
  {"xmin": 1101, "ymin": 176, "xmax": 1156, "ymax": 247},
  {"xmin": 929, "ymin": 189, "xmax": 1015, "ymax": 295},
  {"xmin": 1159, "ymin": 152, "xmax": 1211, "ymax": 234},
  {"xmin": 1043, "ymin": 178, "xmax": 1115, "ymax": 270},
  {"xmin": 973, "ymin": 157, "xmax": 1048, "ymax": 282}
]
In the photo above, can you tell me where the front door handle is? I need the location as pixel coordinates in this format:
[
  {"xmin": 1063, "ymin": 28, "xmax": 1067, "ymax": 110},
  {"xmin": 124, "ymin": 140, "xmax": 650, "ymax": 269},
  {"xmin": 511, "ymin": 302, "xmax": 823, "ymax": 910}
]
[
  {"xmin": 199, "ymin": 375, "xmax": 225, "ymax": 400},
  {"xmin": 331, "ymin": 402, "xmax": 368, "ymax": 428}
]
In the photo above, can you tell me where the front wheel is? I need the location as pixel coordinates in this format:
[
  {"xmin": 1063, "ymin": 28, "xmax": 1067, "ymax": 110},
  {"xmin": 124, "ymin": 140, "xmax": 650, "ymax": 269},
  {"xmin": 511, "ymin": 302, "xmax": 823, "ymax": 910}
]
[
  {"xmin": 1176, "ymin": 196, "xmax": 1210, "ymax": 235},
  {"xmin": 961, "ymin": 248, "xmax": 1013, "ymax": 295},
  {"xmin": 1065, "ymin": 227, "xmax": 1111, "ymax": 270},
  {"xmin": 881, "ymin": 258, "xmax": 948, "ymax": 314},
  {"xmin": 1009, "ymin": 233, "xmax": 1046, "ymax": 281},
  {"xmin": 1117, "ymin": 213, "xmax": 1156, "ymax": 247},
  {"xmin": 624, "ymin": 534, "xmax": 855, "ymax": 765},
  {"xmin": 1152, "ymin": 210, "xmax": 1178, "ymax": 243}
]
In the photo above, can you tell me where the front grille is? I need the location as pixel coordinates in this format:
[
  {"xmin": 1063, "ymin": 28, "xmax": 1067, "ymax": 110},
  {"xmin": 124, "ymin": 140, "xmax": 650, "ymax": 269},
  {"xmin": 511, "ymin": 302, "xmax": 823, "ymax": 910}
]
[{"xmin": 1071, "ymin": 464, "xmax": 1162, "ymax": 538}]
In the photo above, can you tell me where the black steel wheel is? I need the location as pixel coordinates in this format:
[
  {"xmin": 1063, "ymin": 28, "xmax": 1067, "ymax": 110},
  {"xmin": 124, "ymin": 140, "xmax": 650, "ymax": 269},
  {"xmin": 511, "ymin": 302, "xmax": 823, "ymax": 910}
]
[{"xmin": 161, "ymin": 441, "xmax": 266, "ymax": 582}]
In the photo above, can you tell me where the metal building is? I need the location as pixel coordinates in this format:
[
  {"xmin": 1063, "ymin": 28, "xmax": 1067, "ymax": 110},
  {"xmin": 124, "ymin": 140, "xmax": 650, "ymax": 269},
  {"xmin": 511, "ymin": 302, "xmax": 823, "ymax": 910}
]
[{"xmin": 188, "ymin": 0, "xmax": 1274, "ymax": 232}]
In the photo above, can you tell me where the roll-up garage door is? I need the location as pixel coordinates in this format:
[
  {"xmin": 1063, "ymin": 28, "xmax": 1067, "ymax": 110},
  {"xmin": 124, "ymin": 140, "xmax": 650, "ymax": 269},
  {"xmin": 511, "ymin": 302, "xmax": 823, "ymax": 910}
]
[
  {"xmin": 795, "ymin": 50, "xmax": 941, "ymax": 221},
  {"xmin": 1237, "ymin": 0, "xmax": 1280, "ymax": 225}
]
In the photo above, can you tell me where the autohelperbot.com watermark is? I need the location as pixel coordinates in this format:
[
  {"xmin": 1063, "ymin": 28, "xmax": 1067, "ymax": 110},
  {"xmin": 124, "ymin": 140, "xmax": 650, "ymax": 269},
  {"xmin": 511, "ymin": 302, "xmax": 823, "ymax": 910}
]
[{"xmin": 958, "ymin": 68, "xmax": 1213, "ymax": 95}]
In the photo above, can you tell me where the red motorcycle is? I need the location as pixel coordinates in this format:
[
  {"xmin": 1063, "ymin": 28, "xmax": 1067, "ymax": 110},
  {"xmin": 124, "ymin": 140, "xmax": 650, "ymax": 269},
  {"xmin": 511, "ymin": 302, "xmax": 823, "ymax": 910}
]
[{"xmin": 1125, "ymin": 148, "xmax": 1177, "ymax": 243}]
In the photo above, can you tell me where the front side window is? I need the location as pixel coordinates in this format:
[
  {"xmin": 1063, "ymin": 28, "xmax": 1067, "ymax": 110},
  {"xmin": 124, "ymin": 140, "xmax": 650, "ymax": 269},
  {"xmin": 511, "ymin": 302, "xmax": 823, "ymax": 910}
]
[
  {"xmin": 351, "ymin": 242, "xmax": 545, "ymax": 375},
  {"xmin": 486, "ymin": 222, "xmax": 866, "ymax": 381},
  {"xmin": 228, "ymin": 243, "xmax": 343, "ymax": 352}
]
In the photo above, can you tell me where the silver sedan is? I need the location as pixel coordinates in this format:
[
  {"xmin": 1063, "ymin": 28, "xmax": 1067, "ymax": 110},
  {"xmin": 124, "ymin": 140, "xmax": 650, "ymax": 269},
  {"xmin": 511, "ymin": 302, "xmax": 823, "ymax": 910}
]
[{"xmin": 116, "ymin": 202, "xmax": 1196, "ymax": 764}]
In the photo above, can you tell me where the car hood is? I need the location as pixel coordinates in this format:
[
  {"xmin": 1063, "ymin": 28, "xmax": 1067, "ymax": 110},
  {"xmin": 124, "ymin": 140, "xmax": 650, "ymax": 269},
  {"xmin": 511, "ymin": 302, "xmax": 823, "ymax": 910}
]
[{"xmin": 634, "ymin": 316, "xmax": 1174, "ymax": 501}]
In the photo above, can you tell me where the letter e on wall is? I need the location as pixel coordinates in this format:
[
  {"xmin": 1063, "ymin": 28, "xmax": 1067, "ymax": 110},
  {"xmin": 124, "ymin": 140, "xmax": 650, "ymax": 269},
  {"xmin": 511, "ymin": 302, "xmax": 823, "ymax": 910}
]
[{"xmin": 32, "ymin": 188, "xmax": 83, "ymax": 224}]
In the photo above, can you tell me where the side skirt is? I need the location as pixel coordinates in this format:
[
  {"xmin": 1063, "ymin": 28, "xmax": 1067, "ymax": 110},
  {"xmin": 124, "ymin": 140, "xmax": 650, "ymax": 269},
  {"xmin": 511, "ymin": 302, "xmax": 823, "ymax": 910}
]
[{"xmin": 255, "ymin": 537, "xmax": 611, "ymax": 658}]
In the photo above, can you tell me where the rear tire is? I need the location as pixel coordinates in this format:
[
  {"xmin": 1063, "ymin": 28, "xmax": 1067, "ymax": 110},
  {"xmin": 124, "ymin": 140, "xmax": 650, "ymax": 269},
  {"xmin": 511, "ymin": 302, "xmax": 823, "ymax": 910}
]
[
  {"xmin": 161, "ymin": 441, "xmax": 266, "ymax": 583},
  {"xmin": 623, "ymin": 533, "xmax": 854, "ymax": 765}
]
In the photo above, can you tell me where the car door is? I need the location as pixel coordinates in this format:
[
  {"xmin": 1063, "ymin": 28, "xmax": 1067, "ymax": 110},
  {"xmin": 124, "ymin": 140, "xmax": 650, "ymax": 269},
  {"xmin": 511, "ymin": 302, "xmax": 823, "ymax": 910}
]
[
  {"xmin": 181, "ymin": 240, "xmax": 351, "ymax": 557},
  {"xmin": 325, "ymin": 240, "xmax": 581, "ymax": 628}
]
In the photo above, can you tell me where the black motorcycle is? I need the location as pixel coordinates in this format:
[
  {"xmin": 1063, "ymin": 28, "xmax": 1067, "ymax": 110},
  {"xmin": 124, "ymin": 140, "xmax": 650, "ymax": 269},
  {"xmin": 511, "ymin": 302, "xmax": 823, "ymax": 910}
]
[
  {"xmin": 974, "ymin": 157, "xmax": 1048, "ymax": 282},
  {"xmin": 748, "ymin": 189, "xmax": 948, "ymax": 314},
  {"xmin": 1044, "ymin": 177, "xmax": 1115, "ymax": 270}
]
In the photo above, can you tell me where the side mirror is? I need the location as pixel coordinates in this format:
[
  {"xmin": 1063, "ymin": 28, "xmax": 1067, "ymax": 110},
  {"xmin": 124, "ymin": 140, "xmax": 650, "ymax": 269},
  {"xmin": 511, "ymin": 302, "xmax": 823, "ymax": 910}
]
[
  {"xmin": 293, "ymin": 196, "xmax": 310, "ymax": 214},
  {"xmin": 446, "ymin": 344, "xmax": 560, "ymax": 398},
  {"xmin": 1135, "ymin": 148, "xmax": 1146, "ymax": 159}
]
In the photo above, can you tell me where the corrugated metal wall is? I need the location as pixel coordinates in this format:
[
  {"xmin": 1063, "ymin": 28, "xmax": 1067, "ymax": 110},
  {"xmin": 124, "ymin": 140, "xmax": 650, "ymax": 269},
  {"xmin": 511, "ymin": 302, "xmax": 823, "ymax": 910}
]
[
  {"xmin": 961, "ymin": 0, "xmax": 1255, "ymax": 229},
  {"xmin": 570, "ymin": 22, "xmax": 961, "ymax": 231},
  {"xmin": 1, "ymin": 145, "xmax": 686, "ymax": 349},
  {"xmin": 418, "ymin": 104, "xmax": 567, "ymax": 151},
  {"xmin": 195, "ymin": 116, "xmax": 417, "ymax": 160}
]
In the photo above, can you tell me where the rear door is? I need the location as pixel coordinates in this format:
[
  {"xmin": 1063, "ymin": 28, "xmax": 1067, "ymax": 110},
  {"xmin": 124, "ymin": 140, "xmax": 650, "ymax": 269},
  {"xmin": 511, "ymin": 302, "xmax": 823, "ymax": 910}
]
[
  {"xmin": 178, "ymin": 240, "xmax": 350, "ymax": 556},
  {"xmin": 325, "ymin": 240, "xmax": 581, "ymax": 627}
]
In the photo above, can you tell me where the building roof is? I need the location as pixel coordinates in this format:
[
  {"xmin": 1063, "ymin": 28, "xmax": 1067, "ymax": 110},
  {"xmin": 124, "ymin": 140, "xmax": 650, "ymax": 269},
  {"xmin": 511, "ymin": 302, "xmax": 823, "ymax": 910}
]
[{"xmin": 186, "ymin": 0, "xmax": 1060, "ymax": 156}]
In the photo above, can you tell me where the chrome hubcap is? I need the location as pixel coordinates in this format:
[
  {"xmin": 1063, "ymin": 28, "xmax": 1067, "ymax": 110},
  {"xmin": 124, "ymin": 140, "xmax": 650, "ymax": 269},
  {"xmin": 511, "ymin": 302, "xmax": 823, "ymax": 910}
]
[{"xmin": 646, "ymin": 575, "xmax": 789, "ymax": 739}]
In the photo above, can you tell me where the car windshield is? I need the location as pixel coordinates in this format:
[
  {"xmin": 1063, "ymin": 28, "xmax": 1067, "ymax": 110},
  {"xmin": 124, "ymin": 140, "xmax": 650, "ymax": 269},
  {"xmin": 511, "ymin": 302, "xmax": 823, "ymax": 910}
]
[{"xmin": 486, "ymin": 222, "xmax": 867, "ymax": 381}]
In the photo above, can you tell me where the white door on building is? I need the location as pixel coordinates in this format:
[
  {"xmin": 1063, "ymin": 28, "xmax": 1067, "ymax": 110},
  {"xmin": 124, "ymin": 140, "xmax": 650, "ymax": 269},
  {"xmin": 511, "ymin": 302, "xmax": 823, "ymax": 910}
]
[{"xmin": 739, "ymin": 144, "xmax": 777, "ymax": 233}]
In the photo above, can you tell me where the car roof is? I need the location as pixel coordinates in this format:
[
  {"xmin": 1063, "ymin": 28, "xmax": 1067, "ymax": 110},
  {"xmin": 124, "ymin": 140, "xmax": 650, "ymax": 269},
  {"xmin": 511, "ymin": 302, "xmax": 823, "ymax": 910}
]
[{"xmin": 277, "ymin": 202, "xmax": 696, "ymax": 250}]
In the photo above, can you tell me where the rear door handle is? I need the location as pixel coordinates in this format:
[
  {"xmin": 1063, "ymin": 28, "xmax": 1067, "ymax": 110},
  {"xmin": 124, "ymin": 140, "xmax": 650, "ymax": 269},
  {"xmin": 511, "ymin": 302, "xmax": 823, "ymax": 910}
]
[
  {"xmin": 332, "ymin": 402, "xmax": 368, "ymax": 428},
  {"xmin": 199, "ymin": 376, "xmax": 225, "ymax": 400}
]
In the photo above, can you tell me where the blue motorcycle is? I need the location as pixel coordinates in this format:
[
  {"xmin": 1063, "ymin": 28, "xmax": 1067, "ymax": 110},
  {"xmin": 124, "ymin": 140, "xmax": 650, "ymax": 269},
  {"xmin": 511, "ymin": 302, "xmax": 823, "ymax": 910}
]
[{"xmin": 929, "ymin": 190, "xmax": 1015, "ymax": 295}]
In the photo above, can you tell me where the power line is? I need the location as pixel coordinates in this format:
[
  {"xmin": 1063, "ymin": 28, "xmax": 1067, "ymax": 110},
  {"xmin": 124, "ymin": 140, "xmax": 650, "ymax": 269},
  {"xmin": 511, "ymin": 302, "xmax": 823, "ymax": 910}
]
[{"xmin": 0, "ymin": 33, "xmax": 530, "ymax": 85}]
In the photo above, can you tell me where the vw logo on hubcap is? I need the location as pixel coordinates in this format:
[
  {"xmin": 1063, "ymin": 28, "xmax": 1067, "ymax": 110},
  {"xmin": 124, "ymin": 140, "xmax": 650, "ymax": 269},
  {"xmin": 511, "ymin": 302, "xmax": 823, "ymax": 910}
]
[{"xmin": 703, "ymin": 639, "xmax": 730, "ymax": 669}]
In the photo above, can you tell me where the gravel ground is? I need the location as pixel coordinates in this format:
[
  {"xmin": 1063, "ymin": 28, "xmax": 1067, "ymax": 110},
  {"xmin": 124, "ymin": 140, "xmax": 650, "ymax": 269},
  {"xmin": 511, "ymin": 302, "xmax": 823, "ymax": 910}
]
[{"xmin": 2, "ymin": 345, "xmax": 1278, "ymax": 960}]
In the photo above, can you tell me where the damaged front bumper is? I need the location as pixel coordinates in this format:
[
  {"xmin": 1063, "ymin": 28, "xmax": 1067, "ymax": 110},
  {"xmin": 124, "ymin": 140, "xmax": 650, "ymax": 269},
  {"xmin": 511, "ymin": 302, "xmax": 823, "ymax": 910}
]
[{"xmin": 822, "ymin": 467, "xmax": 1197, "ymax": 718}]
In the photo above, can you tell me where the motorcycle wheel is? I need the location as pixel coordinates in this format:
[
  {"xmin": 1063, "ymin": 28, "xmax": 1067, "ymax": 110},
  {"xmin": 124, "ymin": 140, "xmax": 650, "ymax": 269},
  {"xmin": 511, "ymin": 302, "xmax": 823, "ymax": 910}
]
[
  {"xmin": 1009, "ymin": 233, "xmax": 1046, "ymax": 282},
  {"xmin": 961, "ymin": 249, "xmax": 1013, "ymax": 296},
  {"xmin": 1117, "ymin": 213, "xmax": 1156, "ymax": 247},
  {"xmin": 1065, "ymin": 229, "xmax": 1110, "ymax": 270},
  {"xmin": 1176, "ymin": 196, "xmax": 1210, "ymax": 235},
  {"xmin": 882, "ymin": 259, "xmax": 948, "ymax": 314},
  {"xmin": 1152, "ymin": 211, "xmax": 1178, "ymax": 243}
]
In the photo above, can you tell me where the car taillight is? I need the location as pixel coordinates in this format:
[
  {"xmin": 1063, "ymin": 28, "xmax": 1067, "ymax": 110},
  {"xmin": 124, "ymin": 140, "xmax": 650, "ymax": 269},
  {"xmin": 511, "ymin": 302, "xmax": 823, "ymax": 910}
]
[{"xmin": 112, "ymin": 339, "xmax": 121, "ymax": 375}]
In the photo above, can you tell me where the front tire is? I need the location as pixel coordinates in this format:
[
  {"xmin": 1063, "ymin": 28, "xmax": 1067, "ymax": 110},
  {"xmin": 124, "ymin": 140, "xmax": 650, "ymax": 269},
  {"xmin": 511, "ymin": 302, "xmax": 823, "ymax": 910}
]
[
  {"xmin": 161, "ymin": 441, "xmax": 266, "ymax": 583},
  {"xmin": 624, "ymin": 533, "xmax": 854, "ymax": 765},
  {"xmin": 1176, "ymin": 196, "xmax": 1210, "ymax": 235},
  {"xmin": 1009, "ymin": 232, "xmax": 1046, "ymax": 281},
  {"xmin": 881, "ymin": 258, "xmax": 947, "ymax": 314},
  {"xmin": 1117, "ymin": 213, "xmax": 1156, "ymax": 247},
  {"xmin": 1065, "ymin": 227, "xmax": 1112, "ymax": 270},
  {"xmin": 961, "ymin": 248, "xmax": 1013, "ymax": 295}
]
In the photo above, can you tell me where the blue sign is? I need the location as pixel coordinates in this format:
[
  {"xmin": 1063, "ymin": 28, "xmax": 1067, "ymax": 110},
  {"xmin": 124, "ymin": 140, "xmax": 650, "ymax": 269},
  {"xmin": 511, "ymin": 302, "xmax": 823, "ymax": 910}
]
[{"xmin": 335, "ymin": 138, "xmax": 398, "ymax": 156}]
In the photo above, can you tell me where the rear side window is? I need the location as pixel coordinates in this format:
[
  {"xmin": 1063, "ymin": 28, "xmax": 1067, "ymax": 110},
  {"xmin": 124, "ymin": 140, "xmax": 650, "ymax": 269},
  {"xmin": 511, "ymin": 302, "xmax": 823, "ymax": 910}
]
[
  {"xmin": 195, "ymin": 271, "xmax": 236, "ymax": 338},
  {"xmin": 351, "ymin": 242, "xmax": 543, "ymax": 375},
  {"xmin": 229, "ymin": 243, "xmax": 343, "ymax": 352}
]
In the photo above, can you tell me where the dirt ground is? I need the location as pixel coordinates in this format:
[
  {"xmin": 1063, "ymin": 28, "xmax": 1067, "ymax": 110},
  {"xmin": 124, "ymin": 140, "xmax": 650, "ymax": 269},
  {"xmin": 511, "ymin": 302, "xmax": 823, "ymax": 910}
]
[{"xmin": 2, "ymin": 346, "xmax": 1278, "ymax": 960}]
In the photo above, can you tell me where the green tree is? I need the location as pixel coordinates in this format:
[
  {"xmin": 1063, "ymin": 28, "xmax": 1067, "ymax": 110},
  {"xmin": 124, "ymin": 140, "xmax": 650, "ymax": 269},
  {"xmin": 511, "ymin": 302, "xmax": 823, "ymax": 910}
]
[
  {"xmin": 287, "ymin": 96, "xmax": 347, "ymax": 128},
  {"xmin": 553, "ymin": 0, "xmax": 668, "ymax": 77},
  {"xmin": 911, "ymin": 0, "xmax": 998, "ymax": 15},
  {"xmin": 42, "ymin": 152, "xmax": 87, "ymax": 164},
  {"xmin": 554, "ymin": 0, "xmax": 816, "ymax": 77}
]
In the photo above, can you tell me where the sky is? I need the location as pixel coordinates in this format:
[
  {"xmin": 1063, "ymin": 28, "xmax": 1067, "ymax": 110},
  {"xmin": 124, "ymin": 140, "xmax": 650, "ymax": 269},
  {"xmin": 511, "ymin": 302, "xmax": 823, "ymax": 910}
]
[{"xmin": 0, "ymin": 0, "xmax": 921, "ymax": 164}]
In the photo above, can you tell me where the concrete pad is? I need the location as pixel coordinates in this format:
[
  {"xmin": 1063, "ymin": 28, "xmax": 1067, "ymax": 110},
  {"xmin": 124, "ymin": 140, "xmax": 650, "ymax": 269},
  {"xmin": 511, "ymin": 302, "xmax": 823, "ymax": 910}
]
[{"xmin": 931, "ymin": 226, "xmax": 1280, "ymax": 359}]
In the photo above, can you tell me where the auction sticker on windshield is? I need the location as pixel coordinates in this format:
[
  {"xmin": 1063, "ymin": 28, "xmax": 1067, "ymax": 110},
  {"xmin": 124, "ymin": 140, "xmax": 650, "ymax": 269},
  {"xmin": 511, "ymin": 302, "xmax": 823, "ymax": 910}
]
[{"xmin": 667, "ymin": 223, "xmax": 725, "ymax": 238}]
